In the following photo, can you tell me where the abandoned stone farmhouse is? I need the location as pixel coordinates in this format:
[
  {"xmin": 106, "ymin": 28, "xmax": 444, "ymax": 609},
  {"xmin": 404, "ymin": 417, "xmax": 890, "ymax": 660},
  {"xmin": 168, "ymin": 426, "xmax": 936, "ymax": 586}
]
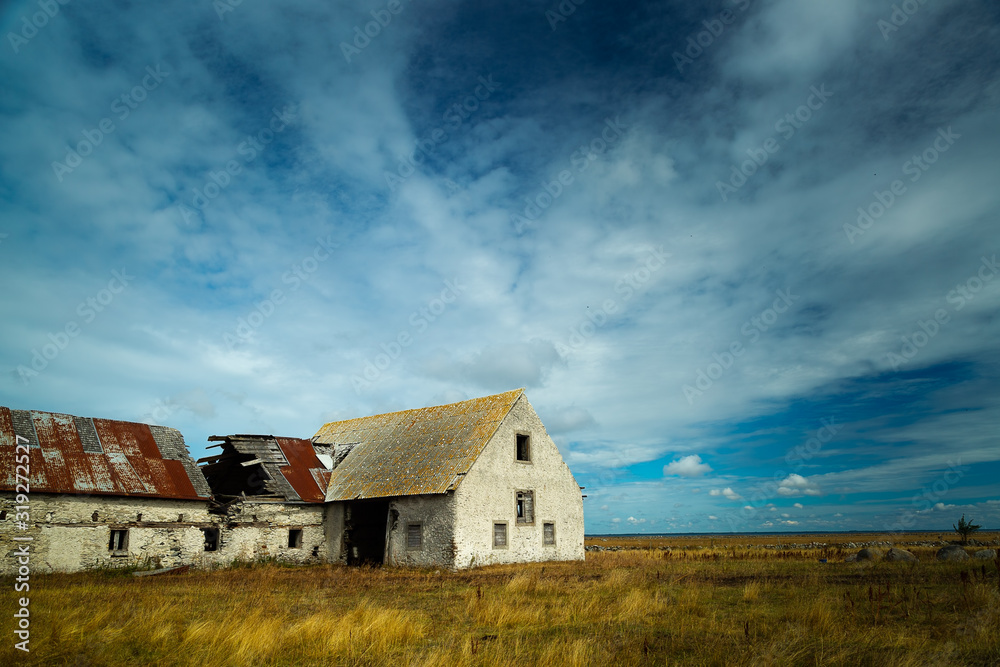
[{"xmin": 1, "ymin": 388, "xmax": 584, "ymax": 573}]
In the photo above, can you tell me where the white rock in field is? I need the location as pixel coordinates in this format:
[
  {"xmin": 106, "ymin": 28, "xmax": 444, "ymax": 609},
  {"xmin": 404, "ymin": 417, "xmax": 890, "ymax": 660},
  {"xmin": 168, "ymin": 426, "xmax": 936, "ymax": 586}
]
[{"xmin": 972, "ymin": 549, "xmax": 996, "ymax": 560}]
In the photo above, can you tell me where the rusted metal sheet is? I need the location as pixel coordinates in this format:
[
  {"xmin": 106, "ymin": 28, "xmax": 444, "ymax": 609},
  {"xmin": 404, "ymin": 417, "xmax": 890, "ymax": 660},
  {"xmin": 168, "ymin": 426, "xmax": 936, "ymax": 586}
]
[
  {"xmin": 314, "ymin": 388, "xmax": 523, "ymax": 501},
  {"xmin": 275, "ymin": 437, "xmax": 328, "ymax": 503},
  {"xmin": 0, "ymin": 406, "xmax": 209, "ymax": 500}
]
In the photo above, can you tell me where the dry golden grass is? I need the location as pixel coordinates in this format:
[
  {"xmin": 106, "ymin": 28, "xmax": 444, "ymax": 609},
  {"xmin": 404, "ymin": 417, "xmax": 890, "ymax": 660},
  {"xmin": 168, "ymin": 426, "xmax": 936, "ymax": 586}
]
[{"xmin": 3, "ymin": 533, "xmax": 998, "ymax": 666}]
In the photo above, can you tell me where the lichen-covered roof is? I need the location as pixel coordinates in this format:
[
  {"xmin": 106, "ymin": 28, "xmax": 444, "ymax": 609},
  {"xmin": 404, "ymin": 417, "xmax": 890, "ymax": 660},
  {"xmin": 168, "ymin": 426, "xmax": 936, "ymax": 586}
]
[
  {"xmin": 0, "ymin": 406, "xmax": 211, "ymax": 500},
  {"xmin": 314, "ymin": 389, "xmax": 524, "ymax": 501}
]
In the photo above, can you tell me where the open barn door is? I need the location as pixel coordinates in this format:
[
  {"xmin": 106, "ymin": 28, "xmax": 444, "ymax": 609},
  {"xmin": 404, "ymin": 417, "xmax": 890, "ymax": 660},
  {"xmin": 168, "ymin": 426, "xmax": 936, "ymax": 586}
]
[{"xmin": 344, "ymin": 500, "xmax": 389, "ymax": 565}]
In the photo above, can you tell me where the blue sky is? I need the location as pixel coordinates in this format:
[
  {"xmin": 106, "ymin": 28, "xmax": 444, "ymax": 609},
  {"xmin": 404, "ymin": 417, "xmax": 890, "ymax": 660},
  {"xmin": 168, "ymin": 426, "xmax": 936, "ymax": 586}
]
[{"xmin": 1, "ymin": 0, "xmax": 998, "ymax": 534}]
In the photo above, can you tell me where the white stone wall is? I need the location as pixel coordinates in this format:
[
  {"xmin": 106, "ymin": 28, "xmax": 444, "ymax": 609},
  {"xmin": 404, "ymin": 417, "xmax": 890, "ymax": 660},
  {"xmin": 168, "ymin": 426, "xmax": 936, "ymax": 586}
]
[
  {"xmin": 384, "ymin": 494, "xmax": 456, "ymax": 567},
  {"xmin": 452, "ymin": 395, "xmax": 585, "ymax": 568},
  {"xmin": 0, "ymin": 493, "xmax": 327, "ymax": 573},
  {"xmin": 212, "ymin": 500, "xmax": 328, "ymax": 565}
]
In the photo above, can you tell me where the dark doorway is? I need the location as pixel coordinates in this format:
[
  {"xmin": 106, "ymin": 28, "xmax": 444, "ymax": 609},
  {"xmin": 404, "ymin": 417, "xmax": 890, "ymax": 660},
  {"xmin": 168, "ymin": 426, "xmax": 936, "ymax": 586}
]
[{"xmin": 345, "ymin": 500, "xmax": 389, "ymax": 565}]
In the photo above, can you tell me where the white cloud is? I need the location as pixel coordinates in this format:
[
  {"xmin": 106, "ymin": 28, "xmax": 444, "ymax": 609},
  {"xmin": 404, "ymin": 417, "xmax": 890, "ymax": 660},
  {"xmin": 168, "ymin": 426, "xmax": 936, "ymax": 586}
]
[
  {"xmin": 709, "ymin": 486, "xmax": 742, "ymax": 501},
  {"xmin": 793, "ymin": 503, "xmax": 803, "ymax": 508},
  {"xmin": 627, "ymin": 516, "xmax": 646, "ymax": 525},
  {"xmin": 708, "ymin": 515, "xmax": 718, "ymax": 520},
  {"xmin": 664, "ymin": 454, "xmax": 712, "ymax": 477},
  {"xmin": 776, "ymin": 473, "xmax": 822, "ymax": 497}
]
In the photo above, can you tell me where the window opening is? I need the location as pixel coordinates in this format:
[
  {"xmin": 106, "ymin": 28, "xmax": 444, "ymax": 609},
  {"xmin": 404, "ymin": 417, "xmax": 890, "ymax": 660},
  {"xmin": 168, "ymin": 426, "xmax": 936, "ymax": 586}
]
[
  {"xmin": 493, "ymin": 522, "xmax": 507, "ymax": 548},
  {"xmin": 288, "ymin": 528, "xmax": 303, "ymax": 549},
  {"xmin": 203, "ymin": 527, "xmax": 220, "ymax": 552},
  {"xmin": 108, "ymin": 529, "xmax": 128, "ymax": 554},
  {"xmin": 516, "ymin": 433, "xmax": 531, "ymax": 461},
  {"xmin": 516, "ymin": 491, "xmax": 534, "ymax": 524}
]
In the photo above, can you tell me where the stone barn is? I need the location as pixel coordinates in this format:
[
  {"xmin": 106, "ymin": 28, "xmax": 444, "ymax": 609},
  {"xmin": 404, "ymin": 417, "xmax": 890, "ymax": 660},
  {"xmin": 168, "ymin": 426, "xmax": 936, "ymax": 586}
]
[
  {"xmin": 2, "ymin": 389, "xmax": 585, "ymax": 572},
  {"xmin": 315, "ymin": 388, "xmax": 585, "ymax": 569},
  {"xmin": 0, "ymin": 408, "xmax": 330, "ymax": 573},
  {"xmin": 0, "ymin": 407, "xmax": 213, "ymax": 573}
]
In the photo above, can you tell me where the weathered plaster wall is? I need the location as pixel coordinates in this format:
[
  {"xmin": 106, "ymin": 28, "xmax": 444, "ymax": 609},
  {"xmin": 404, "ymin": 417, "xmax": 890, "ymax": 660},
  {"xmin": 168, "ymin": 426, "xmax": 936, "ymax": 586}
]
[
  {"xmin": 452, "ymin": 395, "xmax": 585, "ymax": 568},
  {"xmin": 384, "ymin": 494, "xmax": 456, "ymax": 568},
  {"xmin": 0, "ymin": 494, "xmax": 326, "ymax": 574},
  {"xmin": 323, "ymin": 501, "xmax": 345, "ymax": 563},
  {"xmin": 213, "ymin": 500, "xmax": 327, "ymax": 565}
]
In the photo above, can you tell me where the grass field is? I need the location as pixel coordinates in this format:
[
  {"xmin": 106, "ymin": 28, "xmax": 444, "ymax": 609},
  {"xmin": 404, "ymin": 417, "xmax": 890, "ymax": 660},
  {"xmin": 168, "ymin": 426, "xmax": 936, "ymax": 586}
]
[{"xmin": 4, "ymin": 533, "xmax": 998, "ymax": 666}]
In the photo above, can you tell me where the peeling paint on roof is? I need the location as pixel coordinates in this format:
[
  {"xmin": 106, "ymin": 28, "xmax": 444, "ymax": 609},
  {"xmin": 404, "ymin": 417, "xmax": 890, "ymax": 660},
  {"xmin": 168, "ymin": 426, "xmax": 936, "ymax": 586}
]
[
  {"xmin": 0, "ymin": 406, "xmax": 210, "ymax": 500},
  {"xmin": 314, "ymin": 389, "xmax": 524, "ymax": 501}
]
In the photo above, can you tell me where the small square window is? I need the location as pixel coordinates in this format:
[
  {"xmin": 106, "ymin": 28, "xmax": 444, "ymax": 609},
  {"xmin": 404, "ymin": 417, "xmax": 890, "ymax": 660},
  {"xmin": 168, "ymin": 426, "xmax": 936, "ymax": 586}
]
[
  {"xmin": 493, "ymin": 522, "xmax": 507, "ymax": 548},
  {"xmin": 516, "ymin": 433, "xmax": 531, "ymax": 461},
  {"xmin": 203, "ymin": 527, "xmax": 220, "ymax": 552},
  {"xmin": 516, "ymin": 490, "xmax": 534, "ymax": 524},
  {"xmin": 108, "ymin": 529, "xmax": 129, "ymax": 555},
  {"xmin": 543, "ymin": 522, "xmax": 556, "ymax": 546},
  {"xmin": 288, "ymin": 528, "xmax": 303, "ymax": 549},
  {"xmin": 406, "ymin": 523, "xmax": 423, "ymax": 550}
]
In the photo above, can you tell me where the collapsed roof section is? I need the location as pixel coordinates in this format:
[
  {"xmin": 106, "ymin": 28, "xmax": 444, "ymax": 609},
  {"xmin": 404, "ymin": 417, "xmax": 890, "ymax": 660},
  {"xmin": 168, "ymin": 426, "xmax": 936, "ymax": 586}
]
[{"xmin": 197, "ymin": 434, "xmax": 331, "ymax": 503}]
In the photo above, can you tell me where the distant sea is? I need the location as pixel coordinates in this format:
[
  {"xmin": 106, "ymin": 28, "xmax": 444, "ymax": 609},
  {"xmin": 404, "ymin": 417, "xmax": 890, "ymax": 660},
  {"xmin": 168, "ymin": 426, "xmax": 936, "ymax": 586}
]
[{"xmin": 585, "ymin": 530, "xmax": 998, "ymax": 538}]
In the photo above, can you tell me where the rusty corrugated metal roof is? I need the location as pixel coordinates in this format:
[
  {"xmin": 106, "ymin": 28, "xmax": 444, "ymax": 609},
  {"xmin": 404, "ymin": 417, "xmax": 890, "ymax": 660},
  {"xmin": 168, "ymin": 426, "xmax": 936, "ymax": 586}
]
[
  {"xmin": 314, "ymin": 388, "xmax": 524, "ymax": 501},
  {"xmin": 0, "ymin": 406, "xmax": 210, "ymax": 500}
]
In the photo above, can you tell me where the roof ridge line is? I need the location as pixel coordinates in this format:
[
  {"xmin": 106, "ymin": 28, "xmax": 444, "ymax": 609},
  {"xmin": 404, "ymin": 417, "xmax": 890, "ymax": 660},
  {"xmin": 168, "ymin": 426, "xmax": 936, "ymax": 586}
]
[{"xmin": 316, "ymin": 388, "xmax": 525, "ymax": 429}]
